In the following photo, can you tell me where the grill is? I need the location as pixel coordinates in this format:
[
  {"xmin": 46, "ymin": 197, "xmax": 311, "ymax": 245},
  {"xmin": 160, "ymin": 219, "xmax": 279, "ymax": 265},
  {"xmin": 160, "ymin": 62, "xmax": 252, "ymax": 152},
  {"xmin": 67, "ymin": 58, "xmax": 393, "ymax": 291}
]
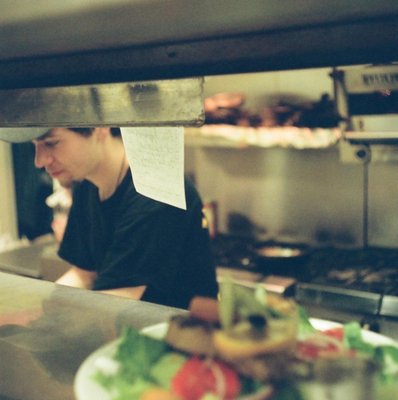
[{"xmin": 212, "ymin": 235, "xmax": 398, "ymax": 320}]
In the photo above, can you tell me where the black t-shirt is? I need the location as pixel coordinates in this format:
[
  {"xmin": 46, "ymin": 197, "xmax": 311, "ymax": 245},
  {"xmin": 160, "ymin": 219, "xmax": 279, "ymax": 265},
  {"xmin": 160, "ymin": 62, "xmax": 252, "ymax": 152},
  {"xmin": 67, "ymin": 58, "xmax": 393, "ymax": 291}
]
[{"xmin": 58, "ymin": 170, "xmax": 218, "ymax": 309}]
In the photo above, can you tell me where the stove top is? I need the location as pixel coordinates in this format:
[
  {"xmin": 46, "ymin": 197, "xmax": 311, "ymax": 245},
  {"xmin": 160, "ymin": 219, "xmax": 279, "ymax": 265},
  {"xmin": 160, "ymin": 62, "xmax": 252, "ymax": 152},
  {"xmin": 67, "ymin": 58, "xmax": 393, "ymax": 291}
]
[
  {"xmin": 211, "ymin": 235, "xmax": 398, "ymax": 318},
  {"xmin": 304, "ymin": 246, "xmax": 398, "ymax": 280}
]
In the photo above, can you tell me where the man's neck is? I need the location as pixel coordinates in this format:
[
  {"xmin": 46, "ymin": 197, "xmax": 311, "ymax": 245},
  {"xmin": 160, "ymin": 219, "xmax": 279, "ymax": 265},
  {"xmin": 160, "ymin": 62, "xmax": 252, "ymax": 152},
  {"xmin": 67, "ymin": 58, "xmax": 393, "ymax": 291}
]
[{"xmin": 92, "ymin": 139, "xmax": 128, "ymax": 200}]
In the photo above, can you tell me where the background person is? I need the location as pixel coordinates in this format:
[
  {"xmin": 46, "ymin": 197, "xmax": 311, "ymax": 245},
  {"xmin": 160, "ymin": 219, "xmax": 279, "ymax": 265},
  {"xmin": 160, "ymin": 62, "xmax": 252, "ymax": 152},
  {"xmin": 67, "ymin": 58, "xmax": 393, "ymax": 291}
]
[{"xmin": 0, "ymin": 127, "xmax": 219, "ymax": 309}]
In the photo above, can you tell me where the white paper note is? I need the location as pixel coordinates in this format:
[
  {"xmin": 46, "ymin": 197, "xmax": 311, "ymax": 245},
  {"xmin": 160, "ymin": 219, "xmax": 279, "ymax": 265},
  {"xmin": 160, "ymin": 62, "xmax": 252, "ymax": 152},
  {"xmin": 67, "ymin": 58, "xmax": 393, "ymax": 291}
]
[{"xmin": 121, "ymin": 127, "xmax": 186, "ymax": 209}]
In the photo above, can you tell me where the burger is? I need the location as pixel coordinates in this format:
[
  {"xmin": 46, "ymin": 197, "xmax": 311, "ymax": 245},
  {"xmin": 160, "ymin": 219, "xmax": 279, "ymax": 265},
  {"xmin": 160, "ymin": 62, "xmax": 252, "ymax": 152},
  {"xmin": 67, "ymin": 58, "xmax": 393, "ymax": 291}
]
[{"xmin": 165, "ymin": 279, "xmax": 298, "ymax": 382}]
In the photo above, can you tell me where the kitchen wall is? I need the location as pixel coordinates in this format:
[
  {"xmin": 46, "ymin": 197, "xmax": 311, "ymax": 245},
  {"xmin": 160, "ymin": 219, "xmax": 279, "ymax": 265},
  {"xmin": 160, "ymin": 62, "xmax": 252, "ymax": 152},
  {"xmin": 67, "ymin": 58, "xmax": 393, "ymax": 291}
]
[
  {"xmin": 0, "ymin": 141, "xmax": 18, "ymax": 243},
  {"xmin": 185, "ymin": 68, "xmax": 398, "ymax": 248}
]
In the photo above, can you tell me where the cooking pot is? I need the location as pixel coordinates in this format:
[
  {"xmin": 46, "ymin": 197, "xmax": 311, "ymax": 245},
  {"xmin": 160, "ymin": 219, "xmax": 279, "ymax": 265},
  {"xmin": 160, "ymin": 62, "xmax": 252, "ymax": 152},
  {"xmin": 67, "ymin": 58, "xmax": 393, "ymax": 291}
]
[{"xmin": 252, "ymin": 240, "xmax": 311, "ymax": 276}]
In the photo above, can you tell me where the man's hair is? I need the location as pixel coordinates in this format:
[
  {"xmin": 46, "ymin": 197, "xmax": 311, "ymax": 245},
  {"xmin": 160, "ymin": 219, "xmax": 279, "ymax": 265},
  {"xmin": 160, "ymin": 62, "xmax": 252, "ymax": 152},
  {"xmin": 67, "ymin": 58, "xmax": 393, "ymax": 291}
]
[{"xmin": 69, "ymin": 127, "xmax": 121, "ymax": 137}]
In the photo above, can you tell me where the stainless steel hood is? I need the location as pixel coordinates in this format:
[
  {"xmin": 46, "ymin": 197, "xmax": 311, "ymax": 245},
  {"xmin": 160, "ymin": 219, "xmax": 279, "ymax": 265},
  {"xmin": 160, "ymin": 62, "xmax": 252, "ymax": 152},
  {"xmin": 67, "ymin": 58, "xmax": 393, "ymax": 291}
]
[{"xmin": 1, "ymin": 0, "xmax": 398, "ymax": 90}]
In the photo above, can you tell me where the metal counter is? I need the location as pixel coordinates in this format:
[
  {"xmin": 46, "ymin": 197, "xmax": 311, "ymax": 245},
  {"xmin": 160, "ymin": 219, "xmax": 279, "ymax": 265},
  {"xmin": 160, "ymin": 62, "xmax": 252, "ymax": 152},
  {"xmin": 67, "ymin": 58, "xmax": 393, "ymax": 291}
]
[
  {"xmin": 0, "ymin": 241, "xmax": 83, "ymax": 282},
  {"xmin": 0, "ymin": 271, "xmax": 185, "ymax": 400}
]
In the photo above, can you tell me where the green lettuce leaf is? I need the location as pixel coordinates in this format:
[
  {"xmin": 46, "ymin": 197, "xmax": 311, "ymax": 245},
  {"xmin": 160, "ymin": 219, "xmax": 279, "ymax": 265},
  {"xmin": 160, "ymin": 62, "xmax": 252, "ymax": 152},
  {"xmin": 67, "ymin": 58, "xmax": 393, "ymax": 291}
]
[
  {"xmin": 343, "ymin": 322, "xmax": 398, "ymax": 383},
  {"xmin": 374, "ymin": 345, "xmax": 398, "ymax": 382},
  {"xmin": 115, "ymin": 326, "xmax": 168, "ymax": 381},
  {"xmin": 343, "ymin": 321, "xmax": 375, "ymax": 355},
  {"xmin": 297, "ymin": 306, "xmax": 316, "ymax": 338},
  {"xmin": 150, "ymin": 352, "xmax": 187, "ymax": 389}
]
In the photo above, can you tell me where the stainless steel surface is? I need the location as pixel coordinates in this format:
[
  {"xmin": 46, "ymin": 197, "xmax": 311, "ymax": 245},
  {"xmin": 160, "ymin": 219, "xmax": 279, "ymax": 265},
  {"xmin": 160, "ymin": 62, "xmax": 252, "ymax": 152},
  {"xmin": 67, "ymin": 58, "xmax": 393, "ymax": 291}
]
[
  {"xmin": 0, "ymin": 270, "xmax": 396, "ymax": 400},
  {"xmin": 0, "ymin": 271, "xmax": 184, "ymax": 400},
  {"xmin": 1, "ymin": 1, "xmax": 398, "ymax": 88},
  {"xmin": 0, "ymin": 245, "xmax": 43, "ymax": 278},
  {"xmin": 345, "ymin": 132, "xmax": 398, "ymax": 145},
  {"xmin": 295, "ymin": 282, "xmax": 382, "ymax": 315},
  {"xmin": 0, "ymin": 242, "xmax": 70, "ymax": 281},
  {"xmin": 380, "ymin": 294, "xmax": 398, "ymax": 318},
  {"xmin": 0, "ymin": 78, "xmax": 204, "ymax": 127}
]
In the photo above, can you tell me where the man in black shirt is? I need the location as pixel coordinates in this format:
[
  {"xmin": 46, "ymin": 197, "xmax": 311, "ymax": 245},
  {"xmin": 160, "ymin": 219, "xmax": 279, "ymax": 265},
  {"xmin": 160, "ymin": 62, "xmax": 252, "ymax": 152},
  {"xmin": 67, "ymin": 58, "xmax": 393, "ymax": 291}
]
[{"xmin": 0, "ymin": 127, "xmax": 218, "ymax": 309}]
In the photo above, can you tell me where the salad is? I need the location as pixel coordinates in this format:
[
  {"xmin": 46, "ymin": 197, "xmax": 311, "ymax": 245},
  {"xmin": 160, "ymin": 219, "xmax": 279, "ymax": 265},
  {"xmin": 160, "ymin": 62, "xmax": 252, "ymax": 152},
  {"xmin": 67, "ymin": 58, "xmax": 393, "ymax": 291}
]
[{"xmin": 89, "ymin": 281, "xmax": 398, "ymax": 400}]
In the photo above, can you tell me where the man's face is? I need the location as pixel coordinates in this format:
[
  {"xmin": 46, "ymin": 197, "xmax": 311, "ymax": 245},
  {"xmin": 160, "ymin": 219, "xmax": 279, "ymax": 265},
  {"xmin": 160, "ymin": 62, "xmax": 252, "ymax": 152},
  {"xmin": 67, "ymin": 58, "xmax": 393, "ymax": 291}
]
[{"xmin": 33, "ymin": 128, "xmax": 99, "ymax": 186}]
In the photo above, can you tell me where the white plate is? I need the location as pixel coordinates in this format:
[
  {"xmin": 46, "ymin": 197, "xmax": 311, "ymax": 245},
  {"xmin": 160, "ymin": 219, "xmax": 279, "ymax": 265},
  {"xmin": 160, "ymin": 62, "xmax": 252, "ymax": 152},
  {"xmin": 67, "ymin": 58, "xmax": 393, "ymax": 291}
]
[
  {"xmin": 74, "ymin": 319, "xmax": 396, "ymax": 400},
  {"xmin": 309, "ymin": 318, "xmax": 396, "ymax": 346}
]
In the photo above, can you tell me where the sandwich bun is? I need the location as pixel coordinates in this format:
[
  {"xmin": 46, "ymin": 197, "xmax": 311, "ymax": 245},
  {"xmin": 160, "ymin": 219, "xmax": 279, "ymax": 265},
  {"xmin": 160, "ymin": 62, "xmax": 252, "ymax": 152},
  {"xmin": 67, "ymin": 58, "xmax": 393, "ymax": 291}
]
[{"xmin": 165, "ymin": 282, "xmax": 298, "ymax": 383}]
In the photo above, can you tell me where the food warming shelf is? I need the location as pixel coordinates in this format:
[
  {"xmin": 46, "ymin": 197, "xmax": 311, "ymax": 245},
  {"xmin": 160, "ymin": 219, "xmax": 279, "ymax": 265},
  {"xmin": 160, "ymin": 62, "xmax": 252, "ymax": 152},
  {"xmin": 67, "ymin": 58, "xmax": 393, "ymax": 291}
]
[{"xmin": 185, "ymin": 126, "xmax": 341, "ymax": 149}]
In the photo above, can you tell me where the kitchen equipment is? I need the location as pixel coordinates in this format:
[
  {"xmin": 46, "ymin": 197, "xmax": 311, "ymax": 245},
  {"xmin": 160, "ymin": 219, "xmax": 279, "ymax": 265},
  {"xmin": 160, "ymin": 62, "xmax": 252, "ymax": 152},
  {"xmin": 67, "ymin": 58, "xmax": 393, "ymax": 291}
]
[
  {"xmin": 211, "ymin": 236, "xmax": 398, "ymax": 339},
  {"xmin": 252, "ymin": 240, "xmax": 311, "ymax": 276},
  {"xmin": 227, "ymin": 212, "xmax": 266, "ymax": 239},
  {"xmin": 334, "ymin": 64, "xmax": 398, "ymax": 144}
]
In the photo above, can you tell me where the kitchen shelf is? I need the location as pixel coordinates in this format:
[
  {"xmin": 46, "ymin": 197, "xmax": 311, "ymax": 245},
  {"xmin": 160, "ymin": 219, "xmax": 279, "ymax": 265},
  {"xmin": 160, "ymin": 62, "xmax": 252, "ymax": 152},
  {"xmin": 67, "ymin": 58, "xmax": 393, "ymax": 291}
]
[{"xmin": 184, "ymin": 125, "xmax": 342, "ymax": 149}]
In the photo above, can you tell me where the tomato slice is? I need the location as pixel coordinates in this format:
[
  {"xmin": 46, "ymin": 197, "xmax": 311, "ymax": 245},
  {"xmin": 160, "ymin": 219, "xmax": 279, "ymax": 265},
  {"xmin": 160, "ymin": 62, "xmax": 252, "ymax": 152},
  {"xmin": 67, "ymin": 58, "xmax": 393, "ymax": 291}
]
[
  {"xmin": 296, "ymin": 339, "xmax": 340, "ymax": 360},
  {"xmin": 171, "ymin": 357, "xmax": 241, "ymax": 400},
  {"xmin": 322, "ymin": 327, "xmax": 345, "ymax": 341},
  {"xmin": 296, "ymin": 328, "xmax": 346, "ymax": 360}
]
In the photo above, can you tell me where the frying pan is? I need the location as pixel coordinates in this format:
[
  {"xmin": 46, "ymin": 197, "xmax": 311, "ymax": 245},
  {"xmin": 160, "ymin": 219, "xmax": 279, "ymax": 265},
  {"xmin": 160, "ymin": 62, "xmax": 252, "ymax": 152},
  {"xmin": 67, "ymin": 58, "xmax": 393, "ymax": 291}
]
[{"xmin": 252, "ymin": 240, "xmax": 311, "ymax": 276}]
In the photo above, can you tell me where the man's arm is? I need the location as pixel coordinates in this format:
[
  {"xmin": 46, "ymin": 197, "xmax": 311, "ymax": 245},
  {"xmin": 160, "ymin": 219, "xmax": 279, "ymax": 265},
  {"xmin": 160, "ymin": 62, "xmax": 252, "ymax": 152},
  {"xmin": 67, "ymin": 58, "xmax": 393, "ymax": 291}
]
[
  {"xmin": 56, "ymin": 266, "xmax": 97, "ymax": 289},
  {"xmin": 100, "ymin": 285, "xmax": 147, "ymax": 300},
  {"xmin": 56, "ymin": 266, "xmax": 147, "ymax": 300}
]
